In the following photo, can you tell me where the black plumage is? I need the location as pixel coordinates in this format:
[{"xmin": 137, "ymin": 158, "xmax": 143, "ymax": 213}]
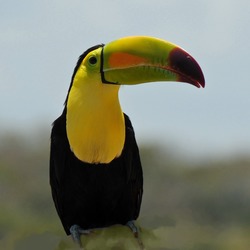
[{"xmin": 50, "ymin": 111, "xmax": 143, "ymax": 235}]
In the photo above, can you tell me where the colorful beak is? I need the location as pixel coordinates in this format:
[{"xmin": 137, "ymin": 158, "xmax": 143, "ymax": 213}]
[{"xmin": 101, "ymin": 36, "xmax": 205, "ymax": 88}]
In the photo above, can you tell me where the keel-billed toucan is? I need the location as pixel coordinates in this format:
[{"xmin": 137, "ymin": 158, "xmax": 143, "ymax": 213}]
[{"xmin": 50, "ymin": 36, "xmax": 205, "ymax": 246}]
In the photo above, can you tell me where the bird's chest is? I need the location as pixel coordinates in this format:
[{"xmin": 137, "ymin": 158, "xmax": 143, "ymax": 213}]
[{"xmin": 66, "ymin": 80, "xmax": 125, "ymax": 164}]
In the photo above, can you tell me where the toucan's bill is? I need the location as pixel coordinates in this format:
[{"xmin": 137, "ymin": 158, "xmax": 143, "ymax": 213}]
[{"xmin": 101, "ymin": 36, "xmax": 205, "ymax": 88}]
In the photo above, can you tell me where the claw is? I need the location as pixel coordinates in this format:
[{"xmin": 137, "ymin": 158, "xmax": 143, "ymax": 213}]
[
  {"xmin": 126, "ymin": 221, "xmax": 145, "ymax": 250},
  {"xmin": 70, "ymin": 224, "xmax": 92, "ymax": 249},
  {"xmin": 126, "ymin": 220, "xmax": 138, "ymax": 236}
]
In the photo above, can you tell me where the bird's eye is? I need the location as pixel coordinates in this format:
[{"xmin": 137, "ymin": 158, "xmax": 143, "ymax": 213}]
[{"xmin": 88, "ymin": 56, "xmax": 97, "ymax": 65}]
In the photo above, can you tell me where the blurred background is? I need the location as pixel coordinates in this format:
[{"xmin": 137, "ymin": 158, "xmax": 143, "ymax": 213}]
[{"xmin": 1, "ymin": 1, "xmax": 250, "ymax": 249}]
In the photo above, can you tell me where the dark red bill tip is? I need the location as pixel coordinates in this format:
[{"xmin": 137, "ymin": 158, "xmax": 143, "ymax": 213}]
[{"xmin": 169, "ymin": 48, "xmax": 205, "ymax": 88}]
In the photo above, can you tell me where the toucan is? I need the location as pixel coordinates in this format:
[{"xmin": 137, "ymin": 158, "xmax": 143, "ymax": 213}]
[{"xmin": 50, "ymin": 36, "xmax": 205, "ymax": 248}]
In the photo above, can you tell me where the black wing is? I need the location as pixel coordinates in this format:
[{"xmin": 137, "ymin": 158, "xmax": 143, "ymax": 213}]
[{"xmin": 49, "ymin": 109, "xmax": 69, "ymax": 227}]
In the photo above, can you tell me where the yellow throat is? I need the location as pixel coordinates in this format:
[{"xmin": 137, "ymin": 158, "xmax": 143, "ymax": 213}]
[{"xmin": 66, "ymin": 50, "xmax": 125, "ymax": 164}]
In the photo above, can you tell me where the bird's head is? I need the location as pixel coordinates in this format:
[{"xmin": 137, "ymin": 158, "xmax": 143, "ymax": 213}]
[
  {"xmin": 66, "ymin": 36, "xmax": 205, "ymax": 164},
  {"xmin": 68, "ymin": 36, "xmax": 204, "ymax": 93}
]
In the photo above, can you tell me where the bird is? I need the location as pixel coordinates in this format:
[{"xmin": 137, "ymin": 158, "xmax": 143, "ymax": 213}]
[{"xmin": 49, "ymin": 36, "xmax": 205, "ymax": 248}]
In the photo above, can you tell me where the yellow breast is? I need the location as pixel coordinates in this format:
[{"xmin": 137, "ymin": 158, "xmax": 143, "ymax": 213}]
[{"xmin": 66, "ymin": 67, "xmax": 125, "ymax": 164}]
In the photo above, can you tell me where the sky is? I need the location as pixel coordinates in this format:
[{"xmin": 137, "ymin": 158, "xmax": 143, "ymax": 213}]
[{"xmin": 1, "ymin": 0, "xmax": 250, "ymax": 160}]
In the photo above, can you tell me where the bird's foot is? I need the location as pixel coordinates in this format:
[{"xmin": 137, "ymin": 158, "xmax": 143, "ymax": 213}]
[
  {"xmin": 70, "ymin": 224, "xmax": 93, "ymax": 249},
  {"xmin": 126, "ymin": 221, "xmax": 145, "ymax": 250}
]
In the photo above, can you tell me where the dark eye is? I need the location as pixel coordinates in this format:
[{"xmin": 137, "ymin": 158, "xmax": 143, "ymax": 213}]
[{"xmin": 88, "ymin": 56, "xmax": 97, "ymax": 65}]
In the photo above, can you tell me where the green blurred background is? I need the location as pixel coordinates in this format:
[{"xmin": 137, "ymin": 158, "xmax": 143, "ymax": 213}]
[{"xmin": 0, "ymin": 132, "xmax": 249, "ymax": 250}]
